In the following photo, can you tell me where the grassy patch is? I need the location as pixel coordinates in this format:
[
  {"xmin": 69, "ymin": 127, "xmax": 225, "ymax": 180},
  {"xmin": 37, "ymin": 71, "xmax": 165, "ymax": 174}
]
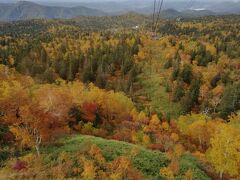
[
  {"xmin": 177, "ymin": 154, "xmax": 211, "ymax": 180},
  {"xmin": 138, "ymin": 43, "xmax": 183, "ymax": 119},
  {"xmin": 141, "ymin": 73, "xmax": 183, "ymax": 119}
]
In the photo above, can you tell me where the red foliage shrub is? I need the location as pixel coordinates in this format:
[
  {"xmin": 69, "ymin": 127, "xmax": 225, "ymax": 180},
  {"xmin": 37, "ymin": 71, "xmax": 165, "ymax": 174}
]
[
  {"xmin": 236, "ymin": 63, "xmax": 240, "ymax": 70},
  {"xmin": 121, "ymin": 120, "xmax": 140, "ymax": 131},
  {"xmin": 82, "ymin": 102, "xmax": 98, "ymax": 114},
  {"xmin": 149, "ymin": 144, "xmax": 164, "ymax": 151},
  {"xmin": 81, "ymin": 102, "xmax": 98, "ymax": 122},
  {"xmin": 1, "ymin": 132, "xmax": 15, "ymax": 144},
  {"xmin": 13, "ymin": 160, "xmax": 27, "ymax": 171},
  {"xmin": 169, "ymin": 120, "xmax": 177, "ymax": 129},
  {"xmin": 112, "ymin": 129, "xmax": 132, "ymax": 142}
]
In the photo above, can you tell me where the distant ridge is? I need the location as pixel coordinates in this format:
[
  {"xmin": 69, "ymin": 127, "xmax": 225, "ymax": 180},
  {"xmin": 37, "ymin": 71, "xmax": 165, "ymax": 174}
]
[
  {"xmin": 0, "ymin": 1, "xmax": 238, "ymax": 22},
  {"xmin": 40, "ymin": 0, "xmax": 240, "ymax": 16},
  {"xmin": 0, "ymin": 1, "xmax": 107, "ymax": 21},
  {"xmin": 209, "ymin": 1, "xmax": 240, "ymax": 14},
  {"xmin": 133, "ymin": 8, "xmax": 216, "ymax": 19}
]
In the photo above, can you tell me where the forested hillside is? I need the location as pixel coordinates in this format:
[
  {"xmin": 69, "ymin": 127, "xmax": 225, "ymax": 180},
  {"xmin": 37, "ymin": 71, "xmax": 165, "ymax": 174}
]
[
  {"xmin": 0, "ymin": 14, "xmax": 240, "ymax": 179},
  {"xmin": 0, "ymin": 1, "xmax": 106, "ymax": 21}
]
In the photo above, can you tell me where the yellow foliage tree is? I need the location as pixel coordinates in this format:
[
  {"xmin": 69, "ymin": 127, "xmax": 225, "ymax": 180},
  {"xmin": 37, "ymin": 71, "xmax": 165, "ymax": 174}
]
[
  {"xmin": 188, "ymin": 119, "xmax": 207, "ymax": 146},
  {"xmin": 162, "ymin": 122, "xmax": 169, "ymax": 131},
  {"xmin": 160, "ymin": 167, "xmax": 174, "ymax": 180},
  {"xmin": 206, "ymin": 124, "xmax": 240, "ymax": 179},
  {"xmin": 89, "ymin": 144, "xmax": 105, "ymax": 163},
  {"xmin": 9, "ymin": 126, "xmax": 35, "ymax": 149},
  {"xmin": 184, "ymin": 169, "xmax": 193, "ymax": 180},
  {"xmin": 82, "ymin": 160, "xmax": 96, "ymax": 180},
  {"xmin": 142, "ymin": 134, "xmax": 151, "ymax": 147},
  {"xmin": 150, "ymin": 114, "xmax": 160, "ymax": 127},
  {"xmin": 170, "ymin": 133, "xmax": 179, "ymax": 143},
  {"xmin": 178, "ymin": 113, "xmax": 208, "ymax": 134},
  {"xmin": 228, "ymin": 112, "xmax": 240, "ymax": 129}
]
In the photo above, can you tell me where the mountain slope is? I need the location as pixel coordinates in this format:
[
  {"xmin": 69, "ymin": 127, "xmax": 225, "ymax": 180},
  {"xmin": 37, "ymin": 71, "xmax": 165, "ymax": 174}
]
[
  {"xmin": 0, "ymin": 1, "xmax": 107, "ymax": 21},
  {"xmin": 181, "ymin": 9, "xmax": 216, "ymax": 18},
  {"xmin": 135, "ymin": 8, "xmax": 216, "ymax": 19},
  {"xmin": 102, "ymin": 0, "xmax": 239, "ymax": 16},
  {"xmin": 43, "ymin": 135, "xmax": 210, "ymax": 179},
  {"xmin": 208, "ymin": 1, "xmax": 240, "ymax": 14}
]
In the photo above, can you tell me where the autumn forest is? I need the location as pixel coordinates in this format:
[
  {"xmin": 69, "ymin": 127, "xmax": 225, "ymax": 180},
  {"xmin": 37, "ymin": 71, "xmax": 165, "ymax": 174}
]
[{"xmin": 0, "ymin": 12, "xmax": 240, "ymax": 180}]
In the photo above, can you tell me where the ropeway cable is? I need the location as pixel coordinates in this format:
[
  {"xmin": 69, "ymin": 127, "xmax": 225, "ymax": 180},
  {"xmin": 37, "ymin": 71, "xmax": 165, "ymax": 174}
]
[
  {"xmin": 153, "ymin": 0, "xmax": 164, "ymax": 34},
  {"xmin": 152, "ymin": 0, "xmax": 157, "ymax": 32}
]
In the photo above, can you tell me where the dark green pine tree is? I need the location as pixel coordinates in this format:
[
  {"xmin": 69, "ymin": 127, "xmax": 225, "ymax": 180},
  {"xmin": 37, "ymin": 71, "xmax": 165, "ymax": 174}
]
[
  {"xmin": 189, "ymin": 78, "xmax": 201, "ymax": 104},
  {"xmin": 172, "ymin": 79, "xmax": 185, "ymax": 102},
  {"xmin": 67, "ymin": 61, "xmax": 74, "ymax": 81},
  {"xmin": 219, "ymin": 83, "xmax": 240, "ymax": 118},
  {"xmin": 40, "ymin": 48, "xmax": 48, "ymax": 65},
  {"xmin": 181, "ymin": 64, "xmax": 193, "ymax": 84}
]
